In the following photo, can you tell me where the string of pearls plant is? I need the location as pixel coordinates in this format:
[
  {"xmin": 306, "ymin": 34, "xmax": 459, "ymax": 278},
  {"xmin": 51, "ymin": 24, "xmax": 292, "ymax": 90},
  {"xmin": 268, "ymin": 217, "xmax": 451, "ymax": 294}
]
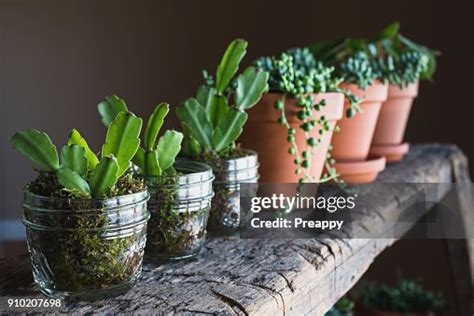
[{"xmin": 254, "ymin": 48, "xmax": 359, "ymax": 183}]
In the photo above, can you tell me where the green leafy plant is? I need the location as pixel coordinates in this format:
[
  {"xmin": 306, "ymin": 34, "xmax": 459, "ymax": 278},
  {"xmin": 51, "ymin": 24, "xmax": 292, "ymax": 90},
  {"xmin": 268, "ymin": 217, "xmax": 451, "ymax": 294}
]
[
  {"xmin": 176, "ymin": 39, "xmax": 269, "ymax": 159},
  {"xmin": 10, "ymin": 111, "xmax": 143, "ymax": 198},
  {"xmin": 371, "ymin": 21, "xmax": 440, "ymax": 87},
  {"xmin": 325, "ymin": 297, "xmax": 355, "ymax": 316},
  {"xmin": 361, "ymin": 279, "xmax": 445, "ymax": 314},
  {"xmin": 311, "ymin": 22, "xmax": 439, "ymax": 89},
  {"xmin": 254, "ymin": 47, "xmax": 354, "ymax": 183},
  {"xmin": 97, "ymin": 96, "xmax": 206, "ymax": 259},
  {"xmin": 311, "ymin": 39, "xmax": 378, "ymax": 91},
  {"xmin": 12, "ymin": 103, "xmax": 148, "ymax": 296},
  {"xmin": 97, "ymin": 95, "xmax": 183, "ymax": 177}
]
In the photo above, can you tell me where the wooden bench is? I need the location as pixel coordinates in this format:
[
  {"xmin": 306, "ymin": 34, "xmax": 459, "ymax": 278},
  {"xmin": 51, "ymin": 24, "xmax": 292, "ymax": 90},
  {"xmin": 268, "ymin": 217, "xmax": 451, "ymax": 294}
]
[{"xmin": 1, "ymin": 144, "xmax": 472, "ymax": 315}]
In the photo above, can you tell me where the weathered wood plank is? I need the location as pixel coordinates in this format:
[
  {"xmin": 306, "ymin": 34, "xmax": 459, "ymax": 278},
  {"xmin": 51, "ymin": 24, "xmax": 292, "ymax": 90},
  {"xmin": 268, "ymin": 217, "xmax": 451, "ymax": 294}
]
[{"xmin": 0, "ymin": 144, "xmax": 470, "ymax": 315}]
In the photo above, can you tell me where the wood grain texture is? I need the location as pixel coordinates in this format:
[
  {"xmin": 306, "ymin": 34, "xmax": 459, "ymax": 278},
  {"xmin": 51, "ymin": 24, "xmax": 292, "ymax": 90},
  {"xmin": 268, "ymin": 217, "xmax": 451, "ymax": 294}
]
[{"xmin": 0, "ymin": 144, "xmax": 470, "ymax": 315}]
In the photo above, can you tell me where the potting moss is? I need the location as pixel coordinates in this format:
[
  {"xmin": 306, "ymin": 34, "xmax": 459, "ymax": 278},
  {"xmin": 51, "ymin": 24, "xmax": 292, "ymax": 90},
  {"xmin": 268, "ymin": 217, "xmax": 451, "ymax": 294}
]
[
  {"xmin": 24, "ymin": 171, "xmax": 147, "ymax": 296},
  {"xmin": 197, "ymin": 145, "xmax": 251, "ymax": 233},
  {"xmin": 145, "ymin": 172, "xmax": 209, "ymax": 260}
]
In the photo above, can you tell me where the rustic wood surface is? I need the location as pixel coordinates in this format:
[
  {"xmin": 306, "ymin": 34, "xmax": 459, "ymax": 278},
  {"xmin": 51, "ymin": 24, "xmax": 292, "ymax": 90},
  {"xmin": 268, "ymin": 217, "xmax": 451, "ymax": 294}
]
[{"xmin": 0, "ymin": 144, "xmax": 471, "ymax": 315}]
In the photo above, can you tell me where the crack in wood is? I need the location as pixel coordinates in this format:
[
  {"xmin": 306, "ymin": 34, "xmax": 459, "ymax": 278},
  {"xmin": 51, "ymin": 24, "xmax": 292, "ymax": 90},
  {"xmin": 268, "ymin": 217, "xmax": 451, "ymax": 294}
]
[
  {"xmin": 211, "ymin": 288, "xmax": 249, "ymax": 316},
  {"xmin": 276, "ymin": 272, "xmax": 295, "ymax": 293},
  {"xmin": 245, "ymin": 283, "xmax": 285, "ymax": 316}
]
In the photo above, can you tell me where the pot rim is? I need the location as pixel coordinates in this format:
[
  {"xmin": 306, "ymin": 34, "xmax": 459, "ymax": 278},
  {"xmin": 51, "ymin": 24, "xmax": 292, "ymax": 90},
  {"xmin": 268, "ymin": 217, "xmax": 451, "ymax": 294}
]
[
  {"xmin": 23, "ymin": 188, "xmax": 150, "ymax": 212},
  {"xmin": 263, "ymin": 91, "xmax": 345, "ymax": 98},
  {"xmin": 145, "ymin": 158, "xmax": 215, "ymax": 188}
]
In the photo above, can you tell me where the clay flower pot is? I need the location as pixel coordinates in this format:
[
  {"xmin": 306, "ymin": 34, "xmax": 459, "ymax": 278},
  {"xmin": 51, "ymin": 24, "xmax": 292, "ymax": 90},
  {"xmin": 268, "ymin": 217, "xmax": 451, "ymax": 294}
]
[
  {"xmin": 332, "ymin": 81, "xmax": 389, "ymax": 161},
  {"xmin": 328, "ymin": 81, "xmax": 388, "ymax": 184},
  {"xmin": 240, "ymin": 92, "xmax": 344, "ymax": 183},
  {"xmin": 372, "ymin": 81, "xmax": 419, "ymax": 146},
  {"xmin": 370, "ymin": 81, "xmax": 419, "ymax": 163}
]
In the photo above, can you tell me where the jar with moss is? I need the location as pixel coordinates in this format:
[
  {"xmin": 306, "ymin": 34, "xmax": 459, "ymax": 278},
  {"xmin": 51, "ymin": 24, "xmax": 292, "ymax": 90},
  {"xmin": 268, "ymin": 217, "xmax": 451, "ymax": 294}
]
[
  {"xmin": 23, "ymin": 187, "xmax": 150, "ymax": 299},
  {"xmin": 206, "ymin": 150, "xmax": 259, "ymax": 234},
  {"xmin": 10, "ymin": 111, "xmax": 150, "ymax": 299},
  {"xmin": 175, "ymin": 39, "xmax": 268, "ymax": 235},
  {"xmin": 145, "ymin": 159, "xmax": 214, "ymax": 261}
]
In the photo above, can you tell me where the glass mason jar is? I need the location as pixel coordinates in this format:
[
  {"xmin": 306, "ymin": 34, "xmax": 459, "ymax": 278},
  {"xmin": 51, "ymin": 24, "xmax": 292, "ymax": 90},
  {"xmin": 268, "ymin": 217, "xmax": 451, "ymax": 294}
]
[
  {"xmin": 207, "ymin": 150, "xmax": 259, "ymax": 235},
  {"xmin": 145, "ymin": 159, "xmax": 214, "ymax": 262},
  {"xmin": 22, "ymin": 190, "xmax": 150, "ymax": 300}
]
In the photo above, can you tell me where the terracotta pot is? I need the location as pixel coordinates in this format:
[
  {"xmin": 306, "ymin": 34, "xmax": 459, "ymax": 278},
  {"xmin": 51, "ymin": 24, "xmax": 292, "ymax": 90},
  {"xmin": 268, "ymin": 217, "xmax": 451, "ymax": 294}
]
[
  {"xmin": 331, "ymin": 81, "xmax": 389, "ymax": 162},
  {"xmin": 372, "ymin": 81, "xmax": 419, "ymax": 146},
  {"xmin": 240, "ymin": 92, "xmax": 344, "ymax": 183},
  {"xmin": 333, "ymin": 155, "xmax": 386, "ymax": 184}
]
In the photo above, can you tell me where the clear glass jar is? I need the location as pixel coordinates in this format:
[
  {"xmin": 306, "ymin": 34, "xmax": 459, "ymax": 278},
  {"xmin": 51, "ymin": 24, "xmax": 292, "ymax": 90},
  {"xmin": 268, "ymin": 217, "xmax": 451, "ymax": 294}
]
[
  {"xmin": 145, "ymin": 159, "xmax": 214, "ymax": 262},
  {"xmin": 22, "ymin": 190, "xmax": 150, "ymax": 300},
  {"xmin": 207, "ymin": 150, "xmax": 259, "ymax": 235}
]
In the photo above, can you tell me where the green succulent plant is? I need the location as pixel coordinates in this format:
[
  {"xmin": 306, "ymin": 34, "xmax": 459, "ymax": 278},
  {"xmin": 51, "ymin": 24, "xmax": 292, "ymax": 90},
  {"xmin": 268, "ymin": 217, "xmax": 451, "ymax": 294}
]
[
  {"xmin": 311, "ymin": 22, "xmax": 439, "ymax": 89},
  {"xmin": 254, "ymin": 47, "xmax": 352, "ymax": 183},
  {"xmin": 176, "ymin": 39, "xmax": 269, "ymax": 158},
  {"xmin": 311, "ymin": 39, "xmax": 378, "ymax": 91},
  {"xmin": 325, "ymin": 297, "xmax": 355, "ymax": 316},
  {"xmin": 97, "ymin": 95, "xmax": 183, "ymax": 177},
  {"xmin": 361, "ymin": 279, "xmax": 445, "ymax": 314},
  {"xmin": 371, "ymin": 21, "xmax": 439, "ymax": 87},
  {"xmin": 10, "ymin": 110, "xmax": 142, "ymax": 198}
]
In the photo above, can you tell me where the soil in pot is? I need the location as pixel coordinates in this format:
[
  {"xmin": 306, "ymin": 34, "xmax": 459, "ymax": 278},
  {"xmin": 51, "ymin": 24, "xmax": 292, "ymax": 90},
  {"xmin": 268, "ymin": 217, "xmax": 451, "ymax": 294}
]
[{"xmin": 240, "ymin": 92, "xmax": 344, "ymax": 183}]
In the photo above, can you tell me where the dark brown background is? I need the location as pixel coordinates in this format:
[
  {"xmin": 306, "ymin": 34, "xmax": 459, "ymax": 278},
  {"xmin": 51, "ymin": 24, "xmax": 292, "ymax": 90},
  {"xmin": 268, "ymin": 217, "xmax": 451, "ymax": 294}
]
[{"xmin": 1, "ymin": 0, "xmax": 473, "ymax": 219}]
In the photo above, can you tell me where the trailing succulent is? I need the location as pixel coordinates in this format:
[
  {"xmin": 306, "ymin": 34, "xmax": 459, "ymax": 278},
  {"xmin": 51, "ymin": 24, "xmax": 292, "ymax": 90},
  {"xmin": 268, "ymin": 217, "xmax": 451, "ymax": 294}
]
[
  {"xmin": 361, "ymin": 279, "xmax": 445, "ymax": 314},
  {"xmin": 371, "ymin": 21, "xmax": 439, "ymax": 88},
  {"xmin": 98, "ymin": 95, "xmax": 183, "ymax": 177},
  {"xmin": 254, "ymin": 47, "xmax": 350, "ymax": 183},
  {"xmin": 10, "ymin": 110, "xmax": 143, "ymax": 198},
  {"xmin": 176, "ymin": 39, "xmax": 269, "ymax": 160}
]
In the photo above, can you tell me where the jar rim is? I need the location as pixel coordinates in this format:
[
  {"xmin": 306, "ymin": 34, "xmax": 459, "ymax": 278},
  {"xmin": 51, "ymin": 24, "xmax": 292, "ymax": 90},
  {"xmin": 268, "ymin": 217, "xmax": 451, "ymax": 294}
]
[
  {"xmin": 23, "ymin": 189, "xmax": 150, "ymax": 213},
  {"xmin": 145, "ymin": 158, "xmax": 214, "ymax": 187}
]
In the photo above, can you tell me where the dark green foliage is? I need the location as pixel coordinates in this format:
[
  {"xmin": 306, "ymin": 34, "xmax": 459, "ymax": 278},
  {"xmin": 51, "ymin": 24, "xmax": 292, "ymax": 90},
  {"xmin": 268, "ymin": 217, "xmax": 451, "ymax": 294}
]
[
  {"xmin": 254, "ymin": 47, "xmax": 338, "ymax": 96},
  {"xmin": 177, "ymin": 39, "xmax": 269, "ymax": 158},
  {"xmin": 310, "ymin": 38, "xmax": 377, "ymax": 90},
  {"xmin": 325, "ymin": 297, "xmax": 355, "ymax": 316},
  {"xmin": 361, "ymin": 279, "xmax": 445, "ymax": 314},
  {"xmin": 371, "ymin": 21, "xmax": 439, "ymax": 87},
  {"xmin": 339, "ymin": 51, "xmax": 377, "ymax": 89},
  {"xmin": 310, "ymin": 22, "xmax": 439, "ymax": 88}
]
